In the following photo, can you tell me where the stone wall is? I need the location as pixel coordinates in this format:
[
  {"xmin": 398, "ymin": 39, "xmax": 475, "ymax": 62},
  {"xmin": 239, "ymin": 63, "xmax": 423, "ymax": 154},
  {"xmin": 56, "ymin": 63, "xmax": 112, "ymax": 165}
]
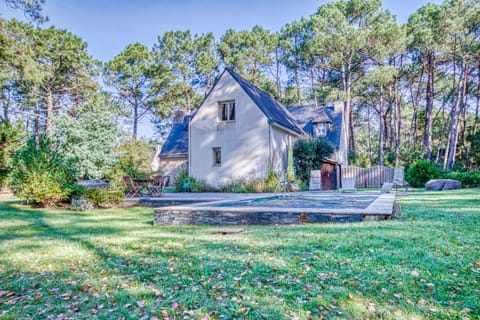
[
  {"xmin": 154, "ymin": 209, "xmax": 365, "ymax": 225},
  {"xmin": 157, "ymin": 157, "xmax": 187, "ymax": 186}
]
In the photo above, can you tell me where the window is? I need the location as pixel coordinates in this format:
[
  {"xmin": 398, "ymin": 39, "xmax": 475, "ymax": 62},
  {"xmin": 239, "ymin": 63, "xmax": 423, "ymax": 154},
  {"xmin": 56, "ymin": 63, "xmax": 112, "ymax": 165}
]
[
  {"xmin": 212, "ymin": 147, "xmax": 221, "ymax": 166},
  {"xmin": 218, "ymin": 100, "xmax": 235, "ymax": 121},
  {"xmin": 314, "ymin": 123, "xmax": 327, "ymax": 137}
]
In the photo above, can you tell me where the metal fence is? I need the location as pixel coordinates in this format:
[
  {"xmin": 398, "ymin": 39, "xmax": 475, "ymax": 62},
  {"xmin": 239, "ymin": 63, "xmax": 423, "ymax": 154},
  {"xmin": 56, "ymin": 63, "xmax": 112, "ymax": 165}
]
[{"xmin": 342, "ymin": 165, "xmax": 395, "ymax": 188}]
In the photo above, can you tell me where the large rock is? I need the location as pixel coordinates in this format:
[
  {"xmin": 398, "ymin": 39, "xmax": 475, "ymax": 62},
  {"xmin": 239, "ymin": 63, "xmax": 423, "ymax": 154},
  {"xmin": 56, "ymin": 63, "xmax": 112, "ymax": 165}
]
[{"xmin": 425, "ymin": 179, "xmax": 461, "ymax": 191}]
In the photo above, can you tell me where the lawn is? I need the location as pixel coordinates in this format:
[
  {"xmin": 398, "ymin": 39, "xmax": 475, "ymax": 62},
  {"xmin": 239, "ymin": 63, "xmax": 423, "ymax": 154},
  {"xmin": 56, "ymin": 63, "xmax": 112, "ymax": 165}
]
[{"xmin": 0, "ymin": 190, "xmax": 479, "ymax": 319}]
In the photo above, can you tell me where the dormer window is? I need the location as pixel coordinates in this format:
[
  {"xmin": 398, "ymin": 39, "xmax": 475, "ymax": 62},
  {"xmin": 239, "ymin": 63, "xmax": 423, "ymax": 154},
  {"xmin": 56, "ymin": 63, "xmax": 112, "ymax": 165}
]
[
  {"xmin": 314, "ymin": 122, "xmax": 327, "ymax": 137},
  {"xmin": 218, "ymin": 100, "xmax": 235, "ymax": 121}
]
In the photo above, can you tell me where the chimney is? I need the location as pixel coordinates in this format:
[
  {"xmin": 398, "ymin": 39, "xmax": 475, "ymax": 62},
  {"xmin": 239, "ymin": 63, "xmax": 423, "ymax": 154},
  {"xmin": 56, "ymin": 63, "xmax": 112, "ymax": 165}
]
[
  {"xmin": 333, "ymin": 100, "xmax": 344, "ymax": 113},
  {"xmin": 174, "ymin": 110, "xmax": 188, "ymax": 123}
]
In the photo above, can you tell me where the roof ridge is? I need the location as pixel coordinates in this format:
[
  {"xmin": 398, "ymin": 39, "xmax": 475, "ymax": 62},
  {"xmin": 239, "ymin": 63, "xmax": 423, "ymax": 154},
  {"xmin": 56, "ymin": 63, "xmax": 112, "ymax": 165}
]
[{"xmin": 226, "ymin": 68, "xmax": 304, "ymax": 135}]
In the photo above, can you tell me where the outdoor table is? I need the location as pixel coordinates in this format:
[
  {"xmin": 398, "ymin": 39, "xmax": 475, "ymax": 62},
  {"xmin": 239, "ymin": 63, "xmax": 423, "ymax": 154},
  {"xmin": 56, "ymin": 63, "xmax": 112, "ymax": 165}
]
[{"xmin": 132, "ymin": 178, "xmax": 155, "ymax": 196}]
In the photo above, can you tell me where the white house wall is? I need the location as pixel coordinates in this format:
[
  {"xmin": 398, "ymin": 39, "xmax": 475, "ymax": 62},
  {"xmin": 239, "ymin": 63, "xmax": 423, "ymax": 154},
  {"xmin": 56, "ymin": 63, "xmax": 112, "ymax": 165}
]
[
  {"xmin": 269, "ymin": 125, "xmax": 296, "ymax": 173},
  {"xmin": 189, "ymin": 72, "xmax": 272, "ymax": 187}
]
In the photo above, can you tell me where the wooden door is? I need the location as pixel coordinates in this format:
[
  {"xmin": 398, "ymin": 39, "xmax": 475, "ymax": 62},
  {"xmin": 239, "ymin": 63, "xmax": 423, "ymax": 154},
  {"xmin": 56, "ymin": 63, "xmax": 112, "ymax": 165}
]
[{"xmin": 321, "ymin": 163, "xmax": 338, "ymax": 190}]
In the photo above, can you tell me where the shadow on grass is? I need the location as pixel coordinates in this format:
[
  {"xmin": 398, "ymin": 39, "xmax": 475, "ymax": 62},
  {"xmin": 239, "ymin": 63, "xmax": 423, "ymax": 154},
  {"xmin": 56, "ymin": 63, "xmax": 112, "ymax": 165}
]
[{"xmin": 0, "ymin": 194, "xmax": 478, "ymax": 319}]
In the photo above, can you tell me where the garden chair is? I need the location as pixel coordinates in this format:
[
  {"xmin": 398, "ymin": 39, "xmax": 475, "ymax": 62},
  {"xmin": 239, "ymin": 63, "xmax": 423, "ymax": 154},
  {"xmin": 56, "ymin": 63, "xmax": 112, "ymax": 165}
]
[
  {"xmin": 123, "ymin": 176, "xmax": 141, "ymax": 197},
  {"xmin": 341, "ymin": 177, "xmax": 357, "ymax": 192},
  {"xmin": 148, "ymin": 175, "xmax": 166, "ymax": 197},
  {"xmin": 393, "ymin": 168, "xmax": 408, "ymax": 192}
]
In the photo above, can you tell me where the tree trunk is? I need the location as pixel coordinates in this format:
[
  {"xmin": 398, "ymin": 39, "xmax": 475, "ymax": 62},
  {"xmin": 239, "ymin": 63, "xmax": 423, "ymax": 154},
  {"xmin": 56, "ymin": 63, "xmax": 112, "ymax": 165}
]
[
  {"xmin": 423, "ymin": 51, "xmax": 435, "ymax": 160},
  {"xmin": 295, "ymin": 66, "xmax": 301, "ymax": 104},
  {"xmin": 367, "ymin": 105, "xmax": 373, "ymax": 163},
  {"xmin": 379, "ymin": 87, "xmax": 385, "ymax": 166},
  {"xmin": 310, "ymin": 69, "xmax": 317, "ymax": 108},
  {"xmin": 1, "ymin": 87, "xmax": 9, "ymax": 122},
  {"xmin": 445, "ymin": 60, "xmax": 467, "ymax": 170},
  {"xmin": 133, "ymin": 98, "xmax": 138, "ymax": 140},
  {"xmin": 45, "ymin": 89, "xmax": 54, "ymax": 137},
  {"xmin": 394, "ymin": 79, "xmax": 401, "ymax": 167}
]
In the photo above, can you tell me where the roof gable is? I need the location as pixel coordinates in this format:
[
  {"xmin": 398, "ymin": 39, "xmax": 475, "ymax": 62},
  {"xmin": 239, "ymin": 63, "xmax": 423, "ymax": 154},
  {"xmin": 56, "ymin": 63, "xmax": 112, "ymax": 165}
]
[
  {"xmin": 288, "ymin": 105, "xmax": 343, "ymax": 150},
  {"xmin": 159, "ymin": 121, "xmax": 188, "ymax": 158},
  {"xmin": 226, "ymin": 69, "xmax": 304, "ymax": 135}
]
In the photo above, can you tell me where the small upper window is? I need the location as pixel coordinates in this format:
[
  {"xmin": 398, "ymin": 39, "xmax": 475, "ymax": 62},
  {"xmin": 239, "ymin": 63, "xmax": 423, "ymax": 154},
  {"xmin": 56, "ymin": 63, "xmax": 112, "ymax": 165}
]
[
  {"xmin": 218, "ymin": 100, "xmax": 235, "ymax": 121},
  {"xmin": 314, "ymin": 123, "xmax": 327, "ymax": 137}
]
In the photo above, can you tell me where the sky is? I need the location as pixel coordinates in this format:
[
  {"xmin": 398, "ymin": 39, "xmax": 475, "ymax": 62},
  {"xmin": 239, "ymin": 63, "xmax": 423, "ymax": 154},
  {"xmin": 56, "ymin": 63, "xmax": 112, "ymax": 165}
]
[{"xmin": 1, "ymin": 0, "xmax": 443, "ymax": 138}]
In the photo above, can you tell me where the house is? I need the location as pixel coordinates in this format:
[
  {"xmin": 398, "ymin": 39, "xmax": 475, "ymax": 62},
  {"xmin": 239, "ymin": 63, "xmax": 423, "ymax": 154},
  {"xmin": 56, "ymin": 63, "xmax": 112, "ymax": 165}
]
[
  {"xmin": 158, "ymin": 68, "xmax": 348, "ymax": 188},
  {"xmin": 155, "ymin": 113, "xmax": 189, "ymax": 184}
]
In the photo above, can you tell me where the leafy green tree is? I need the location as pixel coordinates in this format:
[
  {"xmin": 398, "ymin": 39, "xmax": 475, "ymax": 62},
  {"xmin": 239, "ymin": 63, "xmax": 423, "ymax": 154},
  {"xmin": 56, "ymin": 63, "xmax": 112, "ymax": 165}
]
[
  {"xmin": 0, "ymin": 120, "xmax": 25, "ymax": 189},
  {"xmin": 104, "ymin": 43, "xmax": 167, "ymax": 140},
  {"xmin": 219, "ymin": 26, "xmax": 276, "ymax": 87},
  {"xmin": 154, "ymin": 31, "xmax": 218, "ymax": 113},
  {"xmin": 279, "ymin": 19, "xmax": 313, "ymax": 105},
  {"xmin": 293, "ymin": 138, "xmax": 334, "ymax": 184},
  {"xmin": 309, "ymin": 0, "xmax": 389, "ymax": 156},
  {"xmin": 54, "ymin": 92, "xmax": 125, "ymax": 179},
  {"xmin": 114, "ymin": 139, "xmax": 153, "ymax": 179},
  {"xmin": 11, "ymin": 22, "xmax": 97, "ymax": 137},
  {"xmin": 407, "ymin": 3, "xmax": 446, "ymax": 161},
  {"xmin": 10, "ymin": 135, "xmax": 77, "ymax": 206},
  {"xmin": 4, "ymin": 0, "xmax": 47, "ymax": 23}
]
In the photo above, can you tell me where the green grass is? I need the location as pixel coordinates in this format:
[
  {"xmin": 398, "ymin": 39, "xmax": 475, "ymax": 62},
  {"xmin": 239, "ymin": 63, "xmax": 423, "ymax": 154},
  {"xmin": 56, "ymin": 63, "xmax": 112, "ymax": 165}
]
[{"xmin": 0, "ymin": 189, "xmax": 479, "ymax": 319}]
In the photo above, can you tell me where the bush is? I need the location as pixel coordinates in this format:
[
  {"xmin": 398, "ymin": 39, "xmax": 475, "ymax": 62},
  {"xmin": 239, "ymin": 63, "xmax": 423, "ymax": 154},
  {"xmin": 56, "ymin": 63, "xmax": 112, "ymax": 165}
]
[
  {"xmin": 10, "ymin": 136, "xmax": 77, "ymax": 207},
  {"xmin": 174, "ymin": 171, "xmax": 216, "ymax": 192},
  {"xmin": 115, "ymin": 139, "xmax": 153, "ymax": 179},
  {"xmin": 442, "ymin": 171, "xmax": 480, "ymax": 188},
  {"xmin": 0, "ymin": 121, "xmax": 25, "ymax": 190},
  {"xmin": 405, "ymin": 160, "xmax": 440, "ymax": 188},
  {"xmin": 293, "ymin": 138, "xmax": 334, "ymax": 184}
]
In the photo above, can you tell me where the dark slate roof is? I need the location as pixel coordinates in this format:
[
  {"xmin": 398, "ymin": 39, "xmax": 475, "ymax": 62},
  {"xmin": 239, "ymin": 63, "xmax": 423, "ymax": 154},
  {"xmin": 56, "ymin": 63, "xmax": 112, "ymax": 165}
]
[
  {"xmin": 288, "ymin": 105, "xmax": 343, "ymax": 150},
  {"xmin": 226, "ymin": 68, "xmax": 304, "ymax": 135},
  {"xmin": 159, "ymin": 119, "xmax": 188, "ymax": 158}
]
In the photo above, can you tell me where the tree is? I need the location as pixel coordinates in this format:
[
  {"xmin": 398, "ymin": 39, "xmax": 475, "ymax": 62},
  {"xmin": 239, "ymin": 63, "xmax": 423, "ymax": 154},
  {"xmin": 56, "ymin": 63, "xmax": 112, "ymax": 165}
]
[
  {"xmin": 279, "ymin": 19, "xmax": 310, "ymax": 104},
  {"xmin": 10, "ymin": 135, "xmax": 77, "ymax": 207},
  {"xmin": 104, "ymin": 43, "xmax": 165, "ymax": 140},
  {"xmin": 407, "ymin": 3, "xmax": 446, "ymax": 161},
  {"xmin": 4, "ymin": 0, "xmax": 47, "ymax": 23},
  {"xmin": 6, "ymin": 22, "xmax": 97, "ymax": 137},
  {"xmin": 154, "ymin": 30, "xmax": 218, "ymax": 113},
  {"xmin": 219, "ymin": 26, "xmax": 276, "ymax": 88},
  {"xmin": 309, "ymin": 0, "xmax": 387, "ymax": 157},
  {"xmin": 293, "ymin": 138, "xmax": 334, "ymax": 184},
  {"xmin": 0, "ymin": 120, "xmax": 25, "ymax": 189},
  {"xmin": 54, "ymin": 92, "xmax": 125, "ymax": 179}
]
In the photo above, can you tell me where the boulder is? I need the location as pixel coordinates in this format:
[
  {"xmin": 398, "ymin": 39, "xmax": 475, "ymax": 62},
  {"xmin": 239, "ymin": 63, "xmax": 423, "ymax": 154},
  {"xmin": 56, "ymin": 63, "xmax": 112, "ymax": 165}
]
[{"xmin": 425, "ymin": 179, "xmax": 461, "ymax": 191}]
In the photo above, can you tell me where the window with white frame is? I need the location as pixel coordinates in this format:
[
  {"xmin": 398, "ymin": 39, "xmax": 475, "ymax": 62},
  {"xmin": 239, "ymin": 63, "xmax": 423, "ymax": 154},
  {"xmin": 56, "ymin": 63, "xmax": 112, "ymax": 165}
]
[
  {"xmin": 314, "ymin": 122, "xmax": 327, "ymax": 137},
  {"xmin": 212, "ymin": 147, "xmax": 221, "ymax": 166},
  {"xmin": 218, "ymin": 100, "xmax": 235, "ymax": 121}
]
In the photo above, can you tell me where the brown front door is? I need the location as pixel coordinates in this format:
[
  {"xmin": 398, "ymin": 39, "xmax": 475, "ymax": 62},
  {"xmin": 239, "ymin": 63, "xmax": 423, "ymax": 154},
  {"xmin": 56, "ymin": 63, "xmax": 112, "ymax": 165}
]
[{"xmin": 321, "ymin": 163, "xmax": 337, "ymax": 190}]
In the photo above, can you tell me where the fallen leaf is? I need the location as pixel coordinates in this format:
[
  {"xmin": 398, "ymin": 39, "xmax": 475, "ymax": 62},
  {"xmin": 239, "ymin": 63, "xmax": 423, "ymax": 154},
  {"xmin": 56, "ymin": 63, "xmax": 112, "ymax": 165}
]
[
  {"xmin": 411, "ymin": 270, "xmax": 420, "ymax": 277},
  {"xmin": 136, "ymin": 300, "xmax": 145, "ymax": 308},
  {"xmin": 461, "ymin": 307, "xmax": 471, "ymax": 313}
]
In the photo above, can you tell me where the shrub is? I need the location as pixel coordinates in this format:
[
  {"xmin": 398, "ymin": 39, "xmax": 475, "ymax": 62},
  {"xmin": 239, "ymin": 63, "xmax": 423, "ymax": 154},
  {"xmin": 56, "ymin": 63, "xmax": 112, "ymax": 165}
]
[
  {"xmin": 115, "ymin": 139, "xmax": 153, "ymax": 179},
  {"xmin": 442, "ymin": 171, "xmax": 480, "ymax": 188},
  {"xmin": 405, "ymin": 160, "xmax": 440, "ymax": 188},
  {"xmin": 0, "ymin": 121, "xmax": 25, "ymax": 190},
  {"xmin": 174, "ymin": 170, "xmax": 216, "ymax": 192},
  {"xmin": 293, "ymin": 138, "xmax": 334, "ymax": 184},
  {"xmin": 10, "ymin": 136, "xmax": 77, "ymax": 207}
]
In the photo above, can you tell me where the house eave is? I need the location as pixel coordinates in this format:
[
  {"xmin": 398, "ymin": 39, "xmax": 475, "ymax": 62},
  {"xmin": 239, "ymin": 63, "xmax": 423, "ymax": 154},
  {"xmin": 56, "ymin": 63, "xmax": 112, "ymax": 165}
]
[{"xmin": 269, "ymin": 121, "xmax": 304, "ymax": 137}]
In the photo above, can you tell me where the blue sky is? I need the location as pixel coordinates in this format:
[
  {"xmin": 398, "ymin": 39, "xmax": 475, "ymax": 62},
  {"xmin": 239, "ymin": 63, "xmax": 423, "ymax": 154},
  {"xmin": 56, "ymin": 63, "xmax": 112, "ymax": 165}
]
[
  {"xmin": 2, "ymin": 0, "xmax": 442, "ymax": 62},
  {"xmin": 1, "ymin": 0, "xmax": 442, "ymax": 138}
]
